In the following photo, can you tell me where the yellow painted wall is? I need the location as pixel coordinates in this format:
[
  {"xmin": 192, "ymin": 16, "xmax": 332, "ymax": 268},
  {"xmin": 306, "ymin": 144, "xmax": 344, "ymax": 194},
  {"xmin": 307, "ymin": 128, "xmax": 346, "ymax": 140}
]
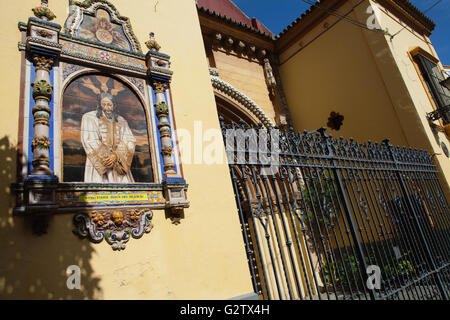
[
  {"xmin": 212, "ymin": 50, "xmax": 277, "ymax": 123},
  {"xmin": 0, "ymin": 0, "xmax": 253, "ymax": 299},
  {"xmin": 278, "ymin": 1, "xmax": 408, "ymax": 146},
  {"xmin": 369, "ymin": 0, "xmax": 450, "ymax": 195},
  {"xmin": 278, "ymin": 0, "xmax": 449, "ymax": 195}
]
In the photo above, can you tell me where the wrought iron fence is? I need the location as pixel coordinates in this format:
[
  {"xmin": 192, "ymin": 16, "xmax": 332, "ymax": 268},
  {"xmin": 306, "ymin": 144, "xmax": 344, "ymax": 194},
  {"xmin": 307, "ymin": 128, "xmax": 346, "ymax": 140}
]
[{"xmin": 220, "ymin": 117, "xmax": 450, "ymax": 300}]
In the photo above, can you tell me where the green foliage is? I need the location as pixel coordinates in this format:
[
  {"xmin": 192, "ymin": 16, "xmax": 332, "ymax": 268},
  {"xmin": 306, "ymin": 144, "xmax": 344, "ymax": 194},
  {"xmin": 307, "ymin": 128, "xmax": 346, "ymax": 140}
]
[
  {"xmin": 322, "ymin": 251, "xmax": 415, "ymax": 291},
  {"xmin": 300, "ymin": 171, "xmax": 416, "ymax": 292},
  {"xmin": 383, "ymin": 252, "xmax": 414, "ymax": 278},
  {"xmin": 323, "ymin": 254, "xmax": 362, "ymax": 289},
  {"xmin": 301, "ymin": 170, "xmax": 340, "ymax": 228}
]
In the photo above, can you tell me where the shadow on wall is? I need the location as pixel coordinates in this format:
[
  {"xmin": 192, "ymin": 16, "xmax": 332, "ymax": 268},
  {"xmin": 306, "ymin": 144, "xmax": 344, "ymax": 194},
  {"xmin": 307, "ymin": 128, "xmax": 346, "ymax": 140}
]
[{"xmin": 0, "ymin": 136, "xmax": 102, "ymax": 299}]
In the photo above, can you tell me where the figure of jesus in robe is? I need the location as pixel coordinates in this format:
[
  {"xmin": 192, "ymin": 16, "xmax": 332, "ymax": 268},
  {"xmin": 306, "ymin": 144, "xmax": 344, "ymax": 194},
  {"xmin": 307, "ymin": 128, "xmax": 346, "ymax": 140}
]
[{"xmin": 81, "ymin": 92, "xmax": 136, "ymax": 183}]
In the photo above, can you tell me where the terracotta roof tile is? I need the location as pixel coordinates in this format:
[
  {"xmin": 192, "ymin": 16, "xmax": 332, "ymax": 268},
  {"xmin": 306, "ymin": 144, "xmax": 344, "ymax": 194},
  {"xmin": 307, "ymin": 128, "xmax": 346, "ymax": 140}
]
[{"xmin": 197, "ymin": 0, "xmax": 274, "ymax": 37}]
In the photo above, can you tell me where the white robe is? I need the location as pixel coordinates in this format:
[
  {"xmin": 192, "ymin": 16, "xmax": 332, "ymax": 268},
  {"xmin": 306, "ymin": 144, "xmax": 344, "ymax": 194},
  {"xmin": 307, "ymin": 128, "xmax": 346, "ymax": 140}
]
[{"xmin": 81, "ymin": 111, "xmax": 136, "ymax": 183}]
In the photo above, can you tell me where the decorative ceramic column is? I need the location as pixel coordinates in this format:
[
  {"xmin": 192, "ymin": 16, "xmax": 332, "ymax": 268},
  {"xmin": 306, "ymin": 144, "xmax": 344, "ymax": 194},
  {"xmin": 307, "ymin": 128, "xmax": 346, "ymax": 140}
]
[
  {"xmin": 27, "ymin": 0, "xmax": 60, "ymax": 177},
  {"xmin": 153, "ymin": 82, "xmax": 177, "ymax": 175},
  {"xmin": 145, "ymin": 33, "xmax": 189, "ymax": 222},
  {"xmin": 31, "ymin": 56, "xmax": 54, "ymax": 175},
  {"xmin": 145, "ymin": 32, "xmax": 177, "ymax": 177},
  {"xmin": 14, "ymin": 0, "xmax": 62, "ymax": 216}
]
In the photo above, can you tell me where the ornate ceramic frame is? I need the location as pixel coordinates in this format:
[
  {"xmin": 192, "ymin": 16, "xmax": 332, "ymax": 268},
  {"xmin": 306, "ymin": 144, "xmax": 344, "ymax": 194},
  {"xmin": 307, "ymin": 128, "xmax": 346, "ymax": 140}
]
[
  {"xmin": 65, "ymin": 0, "xmax": 142, "ymax": 53},
  {"xmin": 13, "ymin": 0, "xmax": 189, "ymax": 250}
]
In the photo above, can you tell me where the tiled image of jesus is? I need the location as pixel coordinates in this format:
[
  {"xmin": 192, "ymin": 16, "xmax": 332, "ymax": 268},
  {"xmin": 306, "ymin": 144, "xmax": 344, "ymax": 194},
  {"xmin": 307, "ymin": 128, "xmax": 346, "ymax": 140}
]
[
  {"xmin": 81, "ymin": 92, "xmax": 136, "ymax": 183},
  {"xmin": 62, "ymin": 74, "xmax": 154, "ymax": 183}
]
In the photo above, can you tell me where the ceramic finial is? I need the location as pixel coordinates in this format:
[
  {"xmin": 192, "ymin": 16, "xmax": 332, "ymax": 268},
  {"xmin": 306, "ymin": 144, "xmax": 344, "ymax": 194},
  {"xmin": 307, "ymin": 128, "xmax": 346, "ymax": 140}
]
[
  {"xmin": 145, "ymin": 32, "xmax": 161, "ymax": 52},
  {"xmin": 32, "ymin": 0, "xmax": 56, "ymax": 21}
]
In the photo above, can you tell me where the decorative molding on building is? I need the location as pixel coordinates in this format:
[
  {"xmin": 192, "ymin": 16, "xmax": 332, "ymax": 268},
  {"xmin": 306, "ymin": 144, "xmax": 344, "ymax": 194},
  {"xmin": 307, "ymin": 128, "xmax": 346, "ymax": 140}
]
[
  {"xmin": 59, "ymin": 41, "xmax": 147, "ymax": 75},
  {"xmin": 123, "ymin": 75, "xmax": 146, "ymax": 96},
  {"xmin": 25, "ymin": 18, "xmax": 62, "ymax": 60},
  {"xmin": 209, "ymin": 67, "xmax": 219, "ymax": 77},
  {"xmin": 212, "ymin": 32, "xmax": 269, "ymax": 61},
  {"xmin": 263, "ymin": 58, "xmax": 277, "ymax": 99},
  {"xmin": 211, "ymin": 75, "xmax": 275, "ymax": 128},
  {"xmin": 146, "ymin": 45, "xmax": 173, "ymax": 84},
  {"xmin": 270, "ymin": 55, "xmax": 292, "ymax": 128},
  {"xmin": 61, "ymin": 62, "xmax": 86, "ymax": 80},
  {"xmin": 327, "ymin": 111, "xmax": 344, "ymax": 131},
  {"xmin": 73, "ymin": 208, "xmax": 154, "ymax": 250},
  {"xmin": 58, "ymin": 33, "xmax": 146, "ymax": 59},
  {"xmin": 57, "ymin": 183, "xmax": 165, "ymax": 191}
]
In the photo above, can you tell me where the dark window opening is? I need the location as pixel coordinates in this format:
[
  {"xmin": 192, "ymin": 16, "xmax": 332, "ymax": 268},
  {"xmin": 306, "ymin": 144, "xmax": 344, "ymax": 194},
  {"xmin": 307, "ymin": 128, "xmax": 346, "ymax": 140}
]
[{"xmin": 414, "ymin": 54, "xmax": 450, "ymax": 124}]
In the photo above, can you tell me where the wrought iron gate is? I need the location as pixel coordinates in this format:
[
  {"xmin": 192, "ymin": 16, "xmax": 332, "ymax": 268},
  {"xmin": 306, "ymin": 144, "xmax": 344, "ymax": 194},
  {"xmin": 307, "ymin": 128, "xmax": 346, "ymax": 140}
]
[{"xmin": 220, "ymin": 118, "xmax": 450, "ymax": 300}]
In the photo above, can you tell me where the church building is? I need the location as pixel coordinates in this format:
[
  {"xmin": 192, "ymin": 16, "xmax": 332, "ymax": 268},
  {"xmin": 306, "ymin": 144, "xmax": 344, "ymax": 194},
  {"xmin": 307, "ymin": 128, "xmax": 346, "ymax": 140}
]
[{"xmin": 0, "ymin": 0, "xmax": 449, "ymax": 300}]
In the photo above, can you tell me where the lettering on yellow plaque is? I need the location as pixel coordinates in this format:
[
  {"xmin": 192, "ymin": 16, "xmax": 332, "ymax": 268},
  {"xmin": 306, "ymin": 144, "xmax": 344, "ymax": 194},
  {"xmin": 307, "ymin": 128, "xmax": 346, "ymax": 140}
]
[
  {"xmin": 56, "ymin": 191, "xmax": 165, "ymax": 207},
  {"xmin": 78, "ymin": 193, "xmax": 149, "ymax": 202}
]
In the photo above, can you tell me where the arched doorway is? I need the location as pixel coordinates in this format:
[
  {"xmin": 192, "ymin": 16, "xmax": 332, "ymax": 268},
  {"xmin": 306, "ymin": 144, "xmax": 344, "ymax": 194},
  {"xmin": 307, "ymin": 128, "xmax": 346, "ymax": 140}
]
[{"xmin": 215, "ymin": 94, "xmax": 260, "ymax": 127}]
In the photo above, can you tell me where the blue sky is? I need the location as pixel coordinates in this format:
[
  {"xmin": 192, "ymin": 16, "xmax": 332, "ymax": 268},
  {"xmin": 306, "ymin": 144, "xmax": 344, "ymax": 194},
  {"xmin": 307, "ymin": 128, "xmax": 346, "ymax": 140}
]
[{"xmin": 233, "ymin": 0, "xmax": 450, "ymax": 64}]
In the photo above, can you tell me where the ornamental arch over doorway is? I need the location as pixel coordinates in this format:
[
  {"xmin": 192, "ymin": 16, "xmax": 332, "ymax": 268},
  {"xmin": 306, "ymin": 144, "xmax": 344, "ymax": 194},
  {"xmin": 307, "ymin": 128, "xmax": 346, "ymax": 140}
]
[
  {"xmin": 215, "ymin": 94, "xmax": 259, "ymax": 127},
  {"xmin": 211, "ymin": 74, "xmax": 275, "ymax": 128}
]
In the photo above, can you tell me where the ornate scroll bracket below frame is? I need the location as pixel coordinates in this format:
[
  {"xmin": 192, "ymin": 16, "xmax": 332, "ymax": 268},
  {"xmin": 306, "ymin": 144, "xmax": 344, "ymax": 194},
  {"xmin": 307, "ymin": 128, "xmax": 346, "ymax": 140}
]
[{"xmin": 73, "ymin": 208, "xmax": 153, "ymax": 251}]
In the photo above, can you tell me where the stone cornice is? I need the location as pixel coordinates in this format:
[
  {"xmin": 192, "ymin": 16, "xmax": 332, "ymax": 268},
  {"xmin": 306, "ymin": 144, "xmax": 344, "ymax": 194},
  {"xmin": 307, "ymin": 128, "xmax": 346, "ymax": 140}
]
[
  {"xmin": 199, "ymin": 15, "xmax": 275, "ymax": 52},
  {"xmin": 206, "ymin": 31, "xmax": 271, "ymax": 62}
]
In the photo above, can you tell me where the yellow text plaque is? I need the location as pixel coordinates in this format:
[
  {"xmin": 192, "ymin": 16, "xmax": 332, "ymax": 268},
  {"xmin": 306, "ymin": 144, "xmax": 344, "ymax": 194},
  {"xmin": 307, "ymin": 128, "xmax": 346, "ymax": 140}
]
[
  {"xmin": 78, "ymin": 193, "xmax": 149, "ymax": 202},
  {"xmin": 56, "ymin": 190, "xmax": 165, "ymax": 207}
]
